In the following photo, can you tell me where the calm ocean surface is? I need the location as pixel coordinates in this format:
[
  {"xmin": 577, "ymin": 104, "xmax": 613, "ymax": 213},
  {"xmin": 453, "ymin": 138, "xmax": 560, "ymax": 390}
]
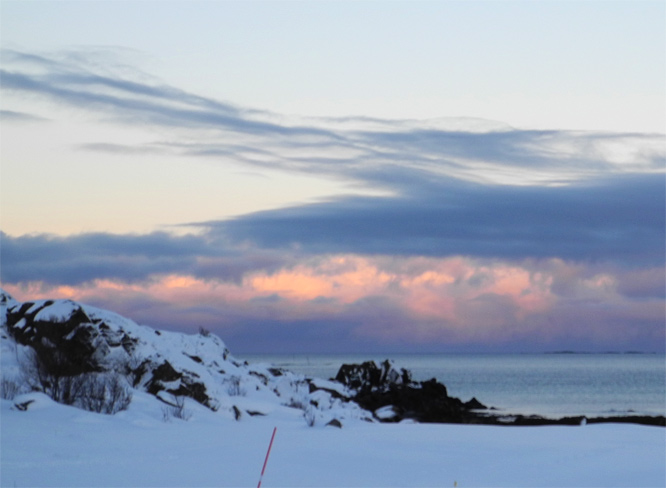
[{"xmin": 243, "ymin": 353, "xmax": 666, "ymax": 418}]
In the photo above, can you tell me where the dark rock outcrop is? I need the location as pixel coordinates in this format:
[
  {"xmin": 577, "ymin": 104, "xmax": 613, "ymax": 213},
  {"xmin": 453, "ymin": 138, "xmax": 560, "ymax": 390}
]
[
  {"xmin": 335, "ymin": 360, "xmax": 412, "ymax": 392},
  {"xmin": 4, "ymin": 298, "xmax": 217, "ymax": 411},
  {"xmin": 335, "ymin": 360, "xmax": 665, "ymax": 427},
  {"xmin": 5, "ymin": 300, "xmax": 102, "ymax": 376},
  {"xmin": 336, "ymin": 360, "xmax": 487, "ymax": 424}
]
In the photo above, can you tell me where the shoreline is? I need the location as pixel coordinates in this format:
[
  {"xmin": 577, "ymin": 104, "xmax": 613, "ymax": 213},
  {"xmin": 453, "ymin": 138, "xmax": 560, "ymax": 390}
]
[
  {"xmin": 332, "ymin": 360, "xmax": 666, "ymax": 428},
  {"xmin": 246, "ymin": 353, "xmax": 665, "ymax": 421},
  {"xmin": 469, "ymin": 412, "xmax": 666, "ymax": 427}
]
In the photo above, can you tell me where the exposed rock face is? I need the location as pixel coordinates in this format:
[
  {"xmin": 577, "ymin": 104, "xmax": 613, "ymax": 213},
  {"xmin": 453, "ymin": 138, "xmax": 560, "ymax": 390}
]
[
  {"xmin": 2, "ymin": 294, "xmax": 222, "ymax": 411},
  {"xmin": 5, "ymin": 299, "xmax": 136, "ymax": 376},
  {"xmin": 335, "ymin": 360, "xmax": 412, "ymax": 392},
  {"xmin": 335, "ymin": 360, "xmax": 487, "ymax": 424}
]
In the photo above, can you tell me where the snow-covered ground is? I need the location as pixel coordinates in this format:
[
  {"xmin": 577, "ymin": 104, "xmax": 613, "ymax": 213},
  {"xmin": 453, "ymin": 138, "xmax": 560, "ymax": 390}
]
[
  {"xmin": 2, "ymin": 391, "xmax": 664, "ymax": 487},
  {"xmin": 2, "ymin": 290, "xmax": 664, "ymax": 487}
]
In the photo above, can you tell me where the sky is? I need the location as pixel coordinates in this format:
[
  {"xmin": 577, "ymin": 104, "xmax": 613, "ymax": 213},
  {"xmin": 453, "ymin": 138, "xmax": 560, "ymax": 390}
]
[{"xmin": 1, "ymin": 0, "xmax": 665, "ymax": 354}]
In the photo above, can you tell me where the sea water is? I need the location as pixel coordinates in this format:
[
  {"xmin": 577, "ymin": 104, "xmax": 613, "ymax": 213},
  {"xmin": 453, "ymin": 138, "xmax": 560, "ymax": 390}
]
[{"xmin": 243, "ymin": 353, "xmax": 666, "ymax": 418}]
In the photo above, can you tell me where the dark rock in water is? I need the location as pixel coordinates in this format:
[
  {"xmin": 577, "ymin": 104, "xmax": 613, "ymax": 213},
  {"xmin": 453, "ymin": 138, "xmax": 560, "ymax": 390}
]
[
  {"xmin": 334, "ymin": 360, "xmax": 666, "ymax": 428},
  {"xmin": 335, "ymin": 360, "xmax": 486, "ymax": 424}
]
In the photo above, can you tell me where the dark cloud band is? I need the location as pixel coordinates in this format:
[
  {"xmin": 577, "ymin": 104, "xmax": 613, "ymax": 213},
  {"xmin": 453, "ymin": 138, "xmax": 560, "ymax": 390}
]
[{"xmin": 210, "ymin": 173, "xmax": 665, "ymax": 265}]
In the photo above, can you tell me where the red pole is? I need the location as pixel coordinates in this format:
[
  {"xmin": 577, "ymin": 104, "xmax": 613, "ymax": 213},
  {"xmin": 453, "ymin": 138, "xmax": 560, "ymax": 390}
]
[{"xmin": 257, "ymin": 427, "xmax": 277, "ymax": 488}]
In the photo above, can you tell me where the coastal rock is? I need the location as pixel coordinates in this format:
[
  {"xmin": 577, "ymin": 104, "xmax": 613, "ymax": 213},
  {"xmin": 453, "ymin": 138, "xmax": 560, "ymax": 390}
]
[
  {"xmin": 464, "ymin": 397, "xmax": 487, "ymax": 410},
  {"xmin": 335, "ymin": 360, "xmax": 411, "ymax": 392},
  {"xmin": 335, "ymin": 360, "xmax": 487, "ymax": 424}
]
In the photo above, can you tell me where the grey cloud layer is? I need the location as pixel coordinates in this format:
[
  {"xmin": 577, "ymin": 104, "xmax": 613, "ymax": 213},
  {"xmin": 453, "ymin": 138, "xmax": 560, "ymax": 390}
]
[
  {"xmin": 212, "ymin": 174, "xmax": 665, "ymax": 265},
  {"xmin": 0, "ymin": 231, "xmax": 289, "ymax": 286},
  {"xmin": 2, "ymin": 171, "xmax": 663, "ymax": 289},
  {"xmin": 2, "ymin": 48, "xmax": 664, "ymax": 283}
]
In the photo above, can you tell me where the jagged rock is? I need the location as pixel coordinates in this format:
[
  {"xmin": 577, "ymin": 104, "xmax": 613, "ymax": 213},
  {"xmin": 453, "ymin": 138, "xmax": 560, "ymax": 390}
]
[
  {"xmin": 2, "ymin": 296, "xmax": 220, "ymax": 411},
  {"xmin": 268, "ymin": 368, "xmax": 283, "ymax": 377},
  {"xmin": 170, "ymin": 378, "xmax": 213, "ymax": 409},
  {"xmin": 152, "ymin": 361, "xmax": 182, "ymax": 383},
  {"xmin": 464, "ymin": 397, "xmax": 487, "ymax": 410},
  {"xmin": 335, "ymin": 361, "xmax": 487, "ymax": 424},
  {"xmin": 335, "ymin": 360, "xmax": 411, "ymax": 392},
  {"xmin": 5, "ymin": 300, "xmax": 101, "ymax": 375}
]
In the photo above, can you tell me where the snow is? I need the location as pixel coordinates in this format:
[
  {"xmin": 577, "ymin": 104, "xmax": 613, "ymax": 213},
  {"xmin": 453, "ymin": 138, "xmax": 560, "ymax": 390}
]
[
  {"xmin": 33, "ymin": 300, "xmax": 81, "ymax": 322},
  {"xmin": 2, "ymin": 289, "xmax": 664, "ymax": 487},
  {"xmin": 2, "ymin": 393, "xmax": 664, "ymax": 488},
  {"xmin": 0, "ymin": 292, "xmax": 371, "ymax": 426},
  {"xmin": 375, "ymin": 405, "xmax": 399, "ymax": 420}
]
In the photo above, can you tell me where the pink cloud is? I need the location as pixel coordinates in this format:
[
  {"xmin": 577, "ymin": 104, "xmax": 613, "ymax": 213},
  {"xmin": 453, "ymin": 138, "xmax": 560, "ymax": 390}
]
[{"xmin": 4, "ymin": 255, "xmax": 664, "ymax": 351}]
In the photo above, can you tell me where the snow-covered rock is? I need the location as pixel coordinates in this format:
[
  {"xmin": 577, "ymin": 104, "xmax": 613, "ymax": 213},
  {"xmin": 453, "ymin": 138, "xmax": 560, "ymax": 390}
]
[
  {"xmin": 374, "ymin": 405, "xmax": 400, "ymax": 421},
  {"xmin": 0, "ymin": 288, "xmax": 371, "ymax": 425},
  {"xmin": 335, "ymin": 359, "xmax": 412, "ymax": 393}
]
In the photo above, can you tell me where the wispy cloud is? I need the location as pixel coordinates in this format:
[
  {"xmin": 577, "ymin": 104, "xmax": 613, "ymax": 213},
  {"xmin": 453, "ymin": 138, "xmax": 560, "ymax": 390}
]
[
  {"xmin": 2, "ymin": 48, "xmax": 663, "ymax": 189},
  {"xmin": 0, "ymin": 109, "xmax": 49, "ymax": 123}
]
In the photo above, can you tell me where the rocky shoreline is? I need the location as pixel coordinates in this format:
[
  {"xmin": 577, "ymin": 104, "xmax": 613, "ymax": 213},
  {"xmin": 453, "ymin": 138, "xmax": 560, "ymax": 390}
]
[
  {"xmin": 333, "ymin": 360, "xmax": 665, "ymax": 427},
  {"xmin": 3, "ymin": 289, "xmax": 663, "ymax": 428}
]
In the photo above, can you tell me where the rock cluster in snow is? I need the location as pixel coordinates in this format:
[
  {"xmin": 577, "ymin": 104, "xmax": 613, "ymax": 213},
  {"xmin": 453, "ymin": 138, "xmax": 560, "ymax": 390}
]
[{"xmin": 0, "ymin": 289, "xmax": 370, "ymax": 426}]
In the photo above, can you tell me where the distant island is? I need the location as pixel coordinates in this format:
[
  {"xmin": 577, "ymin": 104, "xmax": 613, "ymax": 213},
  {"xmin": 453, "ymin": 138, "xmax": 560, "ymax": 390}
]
[{"xmin": 543, "ymin": 350, "xmax": 659, "ymax": 355}]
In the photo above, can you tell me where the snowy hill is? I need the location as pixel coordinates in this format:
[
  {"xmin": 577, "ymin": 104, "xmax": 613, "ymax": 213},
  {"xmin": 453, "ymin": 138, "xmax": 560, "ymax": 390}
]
[{"xmin": 0, "ymin": 288, "xmax": 368, "ymax": 426}]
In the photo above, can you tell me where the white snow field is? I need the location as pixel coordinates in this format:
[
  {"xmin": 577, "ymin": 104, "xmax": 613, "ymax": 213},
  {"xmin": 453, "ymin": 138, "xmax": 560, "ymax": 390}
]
[
  {"xmin": 1, "ymin": 291, "xmax": 664, "ymax": 487},
  {"xmin": 2, "ymin": 392, "xmax": 664, "ymax": 488}
]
